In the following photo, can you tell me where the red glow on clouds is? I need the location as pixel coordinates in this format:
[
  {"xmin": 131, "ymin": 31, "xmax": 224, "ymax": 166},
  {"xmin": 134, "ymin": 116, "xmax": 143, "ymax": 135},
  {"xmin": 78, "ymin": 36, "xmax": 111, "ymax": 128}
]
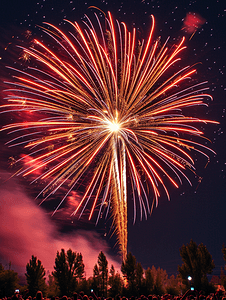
[
  {"xmin": 21, "ymin": 154, "xmax": 44, "ymax": 176},
  {"xmin": 0, "ymin": 171, "xmax": 121, "ymax": 278},
  {"xmin": 182, "ymin": 12, "xmax": 206, "ymax": 34},
  {"xmin": 68, "ymin": 191, "xmax": 80, "ymax": 209}
]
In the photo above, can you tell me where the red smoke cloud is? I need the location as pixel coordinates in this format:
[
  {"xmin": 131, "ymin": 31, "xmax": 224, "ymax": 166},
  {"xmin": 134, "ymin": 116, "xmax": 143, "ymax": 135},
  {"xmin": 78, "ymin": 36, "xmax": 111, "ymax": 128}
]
[{"xmin": 0, "ymin": 170, "xmax": 121, "ymax": 278}]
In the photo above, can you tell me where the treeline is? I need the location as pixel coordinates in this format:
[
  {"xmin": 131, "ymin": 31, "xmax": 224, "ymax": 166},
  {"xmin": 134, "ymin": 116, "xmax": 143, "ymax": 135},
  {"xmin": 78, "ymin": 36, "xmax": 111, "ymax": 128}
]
[{"xmin": 1, "ymin": 240, "xmax": 226, "ymax": 298}]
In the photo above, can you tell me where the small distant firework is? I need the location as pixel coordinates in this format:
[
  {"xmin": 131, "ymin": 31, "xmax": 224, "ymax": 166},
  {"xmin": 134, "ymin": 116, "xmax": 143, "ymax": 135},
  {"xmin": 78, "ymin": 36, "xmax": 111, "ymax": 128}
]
[
  {"xmin": 19, "ymin": 51, "xmax": 31, "ymax": 62},
  {"xmin": 24, "ymin": 30, "xmax": 32, "ymax": 39},
  {"xmin": 1, "ymin": 12, "xmax": 217, "ymax": 260},
  {"xmin": 182, "ymin": 12, "xmax": 206, "ymax": 39}
]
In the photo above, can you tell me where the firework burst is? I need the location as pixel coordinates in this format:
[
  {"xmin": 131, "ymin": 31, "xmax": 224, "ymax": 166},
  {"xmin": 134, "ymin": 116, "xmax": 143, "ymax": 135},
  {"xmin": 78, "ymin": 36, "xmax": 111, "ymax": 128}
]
[{"xmin": 1, "ymin": 12, "xmax": 218, "ymax": 260}]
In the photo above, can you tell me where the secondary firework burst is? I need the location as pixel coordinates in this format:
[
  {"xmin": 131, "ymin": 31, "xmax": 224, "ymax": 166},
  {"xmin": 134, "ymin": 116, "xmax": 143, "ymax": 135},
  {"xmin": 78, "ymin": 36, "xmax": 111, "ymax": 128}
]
[{"xmin": 1, "ymin": 11, "xmax": 218, "ymax": 260}]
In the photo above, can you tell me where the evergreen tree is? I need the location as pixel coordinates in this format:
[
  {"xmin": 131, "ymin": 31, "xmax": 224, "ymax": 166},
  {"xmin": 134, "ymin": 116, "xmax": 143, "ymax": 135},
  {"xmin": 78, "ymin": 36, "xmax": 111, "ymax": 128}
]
[
  {"xmin": 92, "ymin": 263, "xmax": 100, "ymax": 295},
  {"xmin": 97, "ymin": 251, "xmax": 108, "ymax": 297},
  {"xmin": 178, "ymin": 240, "xmax": 215, "ymax": 292},
  {"xmin": 121, "ymin": 252, "xmax": 137, "ymax": 296},
  {"xmin": 166, "ymin": 275, "xmax": 181, "ymax": 296},
  {"xmin": 135, "ymin": 262, "xmax": 144, "ymax": 295},
  {"xmin": 25, "ymin": 255, "xmax": 47, "ymax": 297},
  {"xmin": 53, "ymin": 248, "xmax": 85, "ymax": 296},
  {"xmin": 0, "ymin": 263, "xmax": 19, "ymax": 298},
  {"xmin": 151, "ymin": 266, "xmax": 167, "ymax": 295},
  {"xmin": 144, "ymin": 267, "xmax": 154, "ymax": 295},
  {"xmin": 108, "ymin": 265, "xmax": 123, "ymax": 297}
]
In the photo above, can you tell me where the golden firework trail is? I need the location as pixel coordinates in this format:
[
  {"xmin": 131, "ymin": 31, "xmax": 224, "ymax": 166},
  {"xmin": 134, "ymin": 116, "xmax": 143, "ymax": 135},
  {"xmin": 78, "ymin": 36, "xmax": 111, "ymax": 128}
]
[{"xmin": 1, "ymin": 12, "xmax": 218, "ymax": 260}]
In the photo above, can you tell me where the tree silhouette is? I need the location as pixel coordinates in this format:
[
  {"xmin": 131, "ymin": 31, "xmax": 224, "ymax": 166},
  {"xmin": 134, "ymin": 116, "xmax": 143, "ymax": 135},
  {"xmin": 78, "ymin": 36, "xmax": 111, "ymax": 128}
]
[
  {"xmin": 166, "ymin": 275, "xmax": 181, "ymax": 296},
  {"xmin": 178, "ymin": 239, "xmax": 215, "ymax": 292},
  {"xmin": 108, "ymin": 265, "xmax": 123, "ymax": 297},
  {"xmin": 53, "ymin": 248, "xmax": 84, "ymax": 296},
  {"xmin": 0, "ymin": 263, "xmax": 19, "ymax": 298},
  {"xmin": 92, "ymin": 263, "xmax": 100, "ymax": 295},
  {"xmin": 144, "ymin": 267, "xmax": 154, "ymax": 295},
  {"xmin": 135, "ymin": 262, "xmax": 144, "ymax": 295},
  {"xmin": 121, "ymin": 252, "xmax": 137, "ymax": 296},
  {"xmin": 25, "ymin": 255, "xmax": 47, "ymax": 297},
  {"xmin": 97, "ymin": 251, "xmax": 108, "ymax": 297},
  {"xmin": 151, "ymin": 266, "xmax": 167, "ymax": 295}
]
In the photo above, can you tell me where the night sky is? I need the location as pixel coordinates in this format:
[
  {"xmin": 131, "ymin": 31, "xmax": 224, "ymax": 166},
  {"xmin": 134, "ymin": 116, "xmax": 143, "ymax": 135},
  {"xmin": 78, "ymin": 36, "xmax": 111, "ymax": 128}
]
[{"xmin": 0, "ymin": 0, "xmax": 225, "ymax": 281}]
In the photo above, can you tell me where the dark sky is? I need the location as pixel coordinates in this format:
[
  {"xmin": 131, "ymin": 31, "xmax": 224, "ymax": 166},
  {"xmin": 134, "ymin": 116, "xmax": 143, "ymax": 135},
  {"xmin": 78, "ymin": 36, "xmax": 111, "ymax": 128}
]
[{"xmin": 0, "ymin": 0, "xmax": 225, "ymax": 281}]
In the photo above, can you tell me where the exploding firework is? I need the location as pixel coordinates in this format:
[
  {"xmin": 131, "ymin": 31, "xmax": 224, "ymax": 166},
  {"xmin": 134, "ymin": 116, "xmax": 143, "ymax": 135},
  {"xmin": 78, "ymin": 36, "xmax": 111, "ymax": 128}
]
[{"xmin": 1, "ymin": 11, "xmax": 217, "ymax": 260}]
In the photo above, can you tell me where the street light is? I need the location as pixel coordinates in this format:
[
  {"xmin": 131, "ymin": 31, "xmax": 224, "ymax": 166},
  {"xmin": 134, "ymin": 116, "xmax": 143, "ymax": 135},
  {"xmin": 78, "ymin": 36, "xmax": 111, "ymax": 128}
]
[{"xmin": 188, "ymin": 276, "xmax": 194, "ymax": 290}]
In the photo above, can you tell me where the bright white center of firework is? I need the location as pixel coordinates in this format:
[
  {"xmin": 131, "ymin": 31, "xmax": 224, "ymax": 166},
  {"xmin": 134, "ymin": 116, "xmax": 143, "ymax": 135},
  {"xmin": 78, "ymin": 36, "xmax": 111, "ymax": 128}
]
[{"xmin": 108, "ymin": 121, "xmax": 120, "ymax": 132}]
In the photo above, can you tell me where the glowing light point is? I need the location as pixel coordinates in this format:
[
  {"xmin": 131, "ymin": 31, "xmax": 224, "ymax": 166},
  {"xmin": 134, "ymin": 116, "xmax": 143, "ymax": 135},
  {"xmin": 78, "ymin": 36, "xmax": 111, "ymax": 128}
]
[{"xmin": 109, "ymin": 121, "xmax": 120, "ymax": 133}]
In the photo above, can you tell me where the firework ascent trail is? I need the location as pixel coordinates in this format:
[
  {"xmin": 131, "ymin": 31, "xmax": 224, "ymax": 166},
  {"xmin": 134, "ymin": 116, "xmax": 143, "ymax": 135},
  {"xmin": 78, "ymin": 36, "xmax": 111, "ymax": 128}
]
[{"xmin": 1, "ymin": 11, "xmax": 218, "ymax": 261}]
